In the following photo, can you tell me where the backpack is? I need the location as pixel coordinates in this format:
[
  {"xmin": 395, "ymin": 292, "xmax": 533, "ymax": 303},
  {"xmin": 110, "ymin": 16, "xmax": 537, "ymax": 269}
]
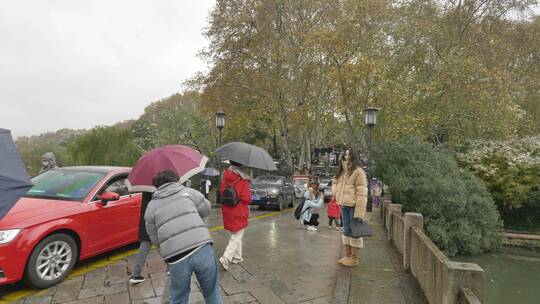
[
  {"xmin": 221, "ymin": 179, "xmax": 241, "ymax": 206},
  {"xmin": 294, "ymin": 199, "xmax": 310, "ymax": 220}
]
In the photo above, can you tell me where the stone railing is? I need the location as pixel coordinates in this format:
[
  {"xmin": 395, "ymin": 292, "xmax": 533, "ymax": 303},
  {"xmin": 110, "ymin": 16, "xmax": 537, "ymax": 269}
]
[{"xmin": 381, "ymin": 199, "xmax": 484, "ymax": 304}]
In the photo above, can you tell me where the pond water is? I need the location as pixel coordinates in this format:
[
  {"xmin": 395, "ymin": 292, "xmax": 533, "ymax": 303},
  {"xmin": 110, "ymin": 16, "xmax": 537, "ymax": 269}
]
[{"xmin": 454, "ymin": 247, "xmax": 540, "ymax": 304}]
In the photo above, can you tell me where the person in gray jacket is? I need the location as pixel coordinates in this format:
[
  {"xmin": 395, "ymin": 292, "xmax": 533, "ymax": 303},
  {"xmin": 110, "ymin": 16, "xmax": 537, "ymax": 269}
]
[{"xmin": 145, "ymin": 170, "xmax": 222, "ymax": 304}]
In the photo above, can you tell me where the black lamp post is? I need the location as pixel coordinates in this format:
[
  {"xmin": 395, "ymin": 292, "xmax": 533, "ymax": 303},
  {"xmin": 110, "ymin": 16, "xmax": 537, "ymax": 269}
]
[
  {"xmin": 364, "ymin": 107, "xmax": 379, "ymax": 212},
  {"xmin": 215, "ymin": 112, "xmax": 226, "ymax": 205},
  {"xmin": 215, "ymin": 112, "xmax": 226, "ymax": 147}
]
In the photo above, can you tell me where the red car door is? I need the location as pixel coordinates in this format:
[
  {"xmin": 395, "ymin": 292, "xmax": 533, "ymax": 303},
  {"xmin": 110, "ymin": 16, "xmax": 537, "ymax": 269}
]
[{"xmin": 84, "ymin": 175, "xmax": 140, "ymax": 255}]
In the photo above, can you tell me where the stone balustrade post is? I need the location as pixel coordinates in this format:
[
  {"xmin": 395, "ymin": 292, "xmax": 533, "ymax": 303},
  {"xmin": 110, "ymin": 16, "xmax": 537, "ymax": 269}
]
[
  {"xmin": 403, "ymin": 212, "xmax": 424, "ymax": 270},
  {"xmin": 386, "ymin": 204, "xmax": 402, "ymax": 241},
  {"xmin": 381, "ymin": 198, "xmax": 391, "ymax": 225}
]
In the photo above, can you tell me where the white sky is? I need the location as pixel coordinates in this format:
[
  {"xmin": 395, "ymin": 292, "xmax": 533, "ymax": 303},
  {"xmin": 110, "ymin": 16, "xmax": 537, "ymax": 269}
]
[
  {"xmin": 1, "ymin": 2, "xmax": 538, "ymax": 138},
  {"xmin": 0, "ymin": 0, "xmax": 215, "ymax": 138}
]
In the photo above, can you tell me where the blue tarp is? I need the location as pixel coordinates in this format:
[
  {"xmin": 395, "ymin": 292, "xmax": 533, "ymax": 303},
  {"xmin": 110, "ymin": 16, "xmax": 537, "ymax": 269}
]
[{"xmin": 0, "ymin": 128, "xmax": 33, "ymax": 220}]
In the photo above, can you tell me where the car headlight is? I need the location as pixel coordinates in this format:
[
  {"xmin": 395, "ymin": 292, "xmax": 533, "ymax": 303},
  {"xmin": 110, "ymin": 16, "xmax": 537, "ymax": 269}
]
[
  {"xmin": 0, "ymin": 229, "xmax": 21, "ymax": 244},
  {"xmin": 268, "ymin": 188, "xmax": 279, "ymax": 195}
]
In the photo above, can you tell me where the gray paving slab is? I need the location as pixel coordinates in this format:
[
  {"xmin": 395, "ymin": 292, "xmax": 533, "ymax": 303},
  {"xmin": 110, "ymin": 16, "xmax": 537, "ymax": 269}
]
[
  {"xmin": 78, "ymin": 283, "xmax": 127, "ymax": 300},
  {"xmin": 103, "ymin": 292, "xmax": 130, "ymax": 304},
  {"xmin": 23, "ymin": 295, "xmax": 52, "ymax": 304}
]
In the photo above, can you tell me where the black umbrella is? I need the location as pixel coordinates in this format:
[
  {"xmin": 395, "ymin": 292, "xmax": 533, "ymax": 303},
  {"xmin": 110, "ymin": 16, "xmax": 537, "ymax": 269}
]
[
  {"xmin": 216, "ymin": 142, "xmax": 277, "ymax": 171},
  {"xmin": 0, "ymin": 129, "xmax": 33, "ymax": 220}
]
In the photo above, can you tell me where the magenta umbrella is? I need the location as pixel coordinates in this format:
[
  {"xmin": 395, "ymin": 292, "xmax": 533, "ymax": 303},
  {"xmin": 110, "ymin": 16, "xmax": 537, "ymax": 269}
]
[{"xmin": 126, "ymin": 145, "xmax": 208, "ymax": 192}]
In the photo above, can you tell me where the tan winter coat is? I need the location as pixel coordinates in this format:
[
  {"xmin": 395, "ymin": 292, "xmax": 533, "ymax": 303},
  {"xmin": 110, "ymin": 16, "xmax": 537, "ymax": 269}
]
[{"xmin": 332, "ymin": 165, "xmax": 368, "ymax": 219}]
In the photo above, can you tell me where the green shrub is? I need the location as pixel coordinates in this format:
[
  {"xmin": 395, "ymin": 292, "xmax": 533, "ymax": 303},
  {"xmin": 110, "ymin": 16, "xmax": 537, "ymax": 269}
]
[
  {"xmin": 67, "ymin": 126, "xmax": 142, "ymax": 166},
  {"xmin": 455, "ymin": 136, "xmax": 540, "ymax": 230},
  {"xmin": 374, "ymin": 136, "xmax": 502, "ymax": 256}
]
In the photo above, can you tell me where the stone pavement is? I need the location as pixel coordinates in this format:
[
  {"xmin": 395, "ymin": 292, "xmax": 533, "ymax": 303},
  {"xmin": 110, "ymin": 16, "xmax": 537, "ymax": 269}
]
[
  {"xmin": 2, "ymin": 207, "xmax": 426, "ymax": 304},
  {"xmin": 333, "ymin": 208, "xmax": 427, "ymax": 304}
]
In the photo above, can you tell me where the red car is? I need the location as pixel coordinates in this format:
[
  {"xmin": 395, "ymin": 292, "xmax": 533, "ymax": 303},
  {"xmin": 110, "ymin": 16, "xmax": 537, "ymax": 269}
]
[{"xmin": 0, "ymin": 166, "xmax": 142, "ymax": 288}]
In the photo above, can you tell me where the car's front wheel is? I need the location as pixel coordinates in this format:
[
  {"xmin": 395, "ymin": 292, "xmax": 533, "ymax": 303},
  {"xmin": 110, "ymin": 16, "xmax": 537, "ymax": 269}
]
[{"xmin": 25, "ymin": 233, "xmax": 78, "ymax": 289}]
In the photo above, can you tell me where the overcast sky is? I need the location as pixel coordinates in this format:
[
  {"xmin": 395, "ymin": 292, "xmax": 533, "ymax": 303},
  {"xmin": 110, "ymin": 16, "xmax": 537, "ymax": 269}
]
[
  {"xmin": 1, "ymin": 2, "xmax": 538, "ymax": 139},
  {"xmin": 0, "ymin": 0, "xmax": 215, "ymax": 138}
]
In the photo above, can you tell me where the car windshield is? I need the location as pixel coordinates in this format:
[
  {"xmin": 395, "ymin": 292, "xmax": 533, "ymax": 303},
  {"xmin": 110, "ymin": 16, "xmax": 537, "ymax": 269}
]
[
  {"xmin": 23, "ymin": 170, "xmax": 105, "ymax": 201},
  {"xmin": 254, "ymin": 176, "xmax": 282, "ymax": 185},
  {"xmin": 293, "ymin": 178, "xmax": 308, "ymax": 187}
]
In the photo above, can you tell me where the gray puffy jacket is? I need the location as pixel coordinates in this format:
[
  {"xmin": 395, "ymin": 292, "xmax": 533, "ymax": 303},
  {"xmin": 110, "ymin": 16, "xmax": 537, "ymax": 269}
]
[{"xmin": 144, "ymin": 182, "xmax": 212, "ymax": 260}]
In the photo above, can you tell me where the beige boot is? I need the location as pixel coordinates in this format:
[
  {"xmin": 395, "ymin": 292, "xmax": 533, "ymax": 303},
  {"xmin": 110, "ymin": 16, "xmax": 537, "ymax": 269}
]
[
  {"xmin": 341, "ymin": 247, "xmax": 359, "ymax": 267},
  {"xmin": 337, "ymin": 245, "xmax": 351, "ymax": 264}
]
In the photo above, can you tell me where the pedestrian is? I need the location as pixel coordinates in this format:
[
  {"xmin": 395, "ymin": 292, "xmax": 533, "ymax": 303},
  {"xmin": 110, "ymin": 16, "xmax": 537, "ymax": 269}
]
[
  {"xmin": 327, "ymin": 195, "xmax": 341, "ymax": 230},
  {"xmin": 201, "ymin": 178, "xmax": 212, "ymax": 199},
  {"xmin": 371, "ymin": 178, "xmax": 382, "ymax": 208},
  {"xmin": 299, "ymin": 178, "xmax": 324, "ymax": 231},
  {"xmin": 129, "ymin": 191, "xmax": 153, "ymax": 284},
  {"xmin": 332, "ymin": 147, "xmax": 368, "ymax": 267},
  {"xmin": 218, "ymin": 161, "xmax": 252, "ymax": 271},
  {"xmin": 39, "ymin": 152, "xmax": 58, "ymax": 174},
  {"xmin": 145, "ymin": 170, "xmax": 222, "ymax": 304}
]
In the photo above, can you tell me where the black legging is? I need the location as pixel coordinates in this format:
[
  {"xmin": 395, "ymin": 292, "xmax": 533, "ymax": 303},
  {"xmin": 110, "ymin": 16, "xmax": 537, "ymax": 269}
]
[
  {"xmin": 303, "ymin": 213, "xmax": 320, "ymax": 226},
  {"xmin": 328, "ymin": 217, "xmax": 340, "ymax": 226}
]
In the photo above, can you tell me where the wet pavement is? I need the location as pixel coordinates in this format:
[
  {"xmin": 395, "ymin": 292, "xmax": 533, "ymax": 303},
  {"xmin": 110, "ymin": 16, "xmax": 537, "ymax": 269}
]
[{"xmin": 1, "ymin": 206, "xmax": 425, "ymax": 304}]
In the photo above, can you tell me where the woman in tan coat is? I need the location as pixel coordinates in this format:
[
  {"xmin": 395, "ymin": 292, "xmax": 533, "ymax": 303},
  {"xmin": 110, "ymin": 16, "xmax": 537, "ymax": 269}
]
[{"xmin": 332, "ymin": 148, "xmax": 368, "ymax": 267}]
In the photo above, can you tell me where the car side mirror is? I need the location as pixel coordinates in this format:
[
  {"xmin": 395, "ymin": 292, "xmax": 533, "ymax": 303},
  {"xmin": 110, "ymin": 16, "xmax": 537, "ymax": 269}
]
[{"xmin": 100, "ymin": 191, "xmax": 120, "ymax": 206}]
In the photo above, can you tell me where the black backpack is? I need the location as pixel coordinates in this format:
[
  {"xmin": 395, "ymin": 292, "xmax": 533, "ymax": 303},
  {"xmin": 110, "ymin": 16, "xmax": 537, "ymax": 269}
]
[
  {"xmin": 294, "ymin": 199, "xmax": 309, "ymax": 220},
  {"xmin": 221, "ymin": 179, "xmax": 241, "ymax": 206}
]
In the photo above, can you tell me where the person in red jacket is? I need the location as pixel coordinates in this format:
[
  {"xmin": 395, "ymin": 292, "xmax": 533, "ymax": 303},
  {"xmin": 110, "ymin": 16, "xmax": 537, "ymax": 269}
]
[
  {"xmin": 327, "ymin": 195, "xmax": 341, "ymax": 230},
  {"xmin": 218, "ymin": 161, "xmax": 252, "ymax": 270}
]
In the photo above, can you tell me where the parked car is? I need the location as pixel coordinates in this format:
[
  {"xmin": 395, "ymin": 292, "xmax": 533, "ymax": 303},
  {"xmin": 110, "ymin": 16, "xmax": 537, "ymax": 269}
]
[
  {"xmin": 319, "ymin": 178, "xmax": 331, "ymax": 189},
  {"xmin": 292, "ymin": 175, "xmax": 313, "ymax": 199},
  {"xmin": 250, "ymin": 175, "xmax": 295, "ymax": 211},
  {"xmin": 321, "ymin": 179, "xmax": 333, "ymax": 202},
  {"xmin": 0, "ymin": 166, "xmax": 142, "ymax": 288}
]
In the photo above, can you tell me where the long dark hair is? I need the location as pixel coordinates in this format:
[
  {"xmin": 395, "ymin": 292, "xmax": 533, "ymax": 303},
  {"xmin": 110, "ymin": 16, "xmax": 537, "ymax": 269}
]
[{"xmin": 335, "ymin": 147, "xmax": 362, "ymax": 179}]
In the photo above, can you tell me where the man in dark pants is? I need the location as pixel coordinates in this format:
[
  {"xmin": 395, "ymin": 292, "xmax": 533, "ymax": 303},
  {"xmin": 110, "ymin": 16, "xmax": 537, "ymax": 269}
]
[
  {"xmin": 145, "ymin": 170, "xmax": 222, "ymax": 304},
  {"xmin": 129, "ymin": 192, "xmax": 153, "ymax": 284}
]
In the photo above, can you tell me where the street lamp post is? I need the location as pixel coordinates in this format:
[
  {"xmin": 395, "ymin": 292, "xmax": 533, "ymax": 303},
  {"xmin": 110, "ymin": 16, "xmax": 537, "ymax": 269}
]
[
  {"xmin": 364, "ymin": 107, "xmax": 379, "ymax": 212},
  {"xmin": 215, "ymin": 112, "xmax": 226, "ymax": 205},
  {"xmin": 216, "ymin": 112, "xmax": 226, "ymax": 147}
]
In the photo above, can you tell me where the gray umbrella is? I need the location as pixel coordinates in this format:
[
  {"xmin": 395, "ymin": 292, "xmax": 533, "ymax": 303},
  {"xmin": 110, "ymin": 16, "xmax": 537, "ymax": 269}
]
[
  {"xmin": 216, "ymin": 142, "xmax": 277, "ymax": 171},
  {"xmin": 0, "ymin": 129, "xmax": 33, "ymax": 220},
  {"xmin": 203, "ymin": 167, "xmax": 220, "ymax": 176}
]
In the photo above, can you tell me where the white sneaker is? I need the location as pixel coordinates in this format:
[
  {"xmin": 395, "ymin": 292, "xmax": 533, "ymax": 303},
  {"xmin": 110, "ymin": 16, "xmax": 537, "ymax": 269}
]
[
  {"xmin": 307, "ymin": 226, "xmax": 318, "ymax": 231},
  {"xmin": 231, "ymin": 257, "xmax": 244, "ymax": 264},
  {"xmin": 219, "ymin": 256, "xmax": 229, "ymax": 271}
]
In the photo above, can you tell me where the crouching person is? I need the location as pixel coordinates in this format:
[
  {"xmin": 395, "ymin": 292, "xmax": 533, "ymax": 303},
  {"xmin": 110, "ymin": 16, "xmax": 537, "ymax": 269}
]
[{"xmin": 145, "ymin": 170, "xmax": 222, "ymax": 304}]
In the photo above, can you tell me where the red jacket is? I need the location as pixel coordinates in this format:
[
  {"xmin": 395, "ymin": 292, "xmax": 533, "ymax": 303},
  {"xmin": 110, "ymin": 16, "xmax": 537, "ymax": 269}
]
[
  {"xmin": 327, "ymin": 198, "xmax": 340, "ymax": 218},
  {"xmin": 220, "ymin": 168, "xmax": 252, "ymax": 232}
]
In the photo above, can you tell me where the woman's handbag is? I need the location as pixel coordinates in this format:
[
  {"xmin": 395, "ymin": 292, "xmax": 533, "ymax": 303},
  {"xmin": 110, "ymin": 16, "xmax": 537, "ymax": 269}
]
[{"xmin": 350, "ymin": 218, "xmax": 373, "ymax": 237}]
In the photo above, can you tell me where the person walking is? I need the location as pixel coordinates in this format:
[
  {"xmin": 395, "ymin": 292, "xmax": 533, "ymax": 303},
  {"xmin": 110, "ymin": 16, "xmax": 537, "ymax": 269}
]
[
  {"xmin": 201, "ymin": 178, "xmax": 212, "ymax": 199},
  {"xmin": 145, "ymin": 170, "xmax": 222, "ymax": 304},
  {"xmin": 218, "ymin": 161, "xmax": 252, "ymax": 271},
  {"xmin": 327, "ymin": 195, "xmax": 341, "ymax": 230},
  {"xmin": 129, "ymin": 191, "xmax": 153, "ymax": 284},
  {"xmin": 299, "ymin": 178, "xmax": 324, "ymax": 231},
  {"xmin": 371, "ymin": 178, "xmax": 382, "ymax": 208},
  {"xmin": 332, "ymin": 148, "xmax": 368, "ymax": 267}
]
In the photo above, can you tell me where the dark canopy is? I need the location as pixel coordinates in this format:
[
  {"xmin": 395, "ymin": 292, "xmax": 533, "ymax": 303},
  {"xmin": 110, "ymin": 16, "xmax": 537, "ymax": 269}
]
[{"xmin": 0, "ymin": 128, "xmax": 33, "ymax": 220}]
